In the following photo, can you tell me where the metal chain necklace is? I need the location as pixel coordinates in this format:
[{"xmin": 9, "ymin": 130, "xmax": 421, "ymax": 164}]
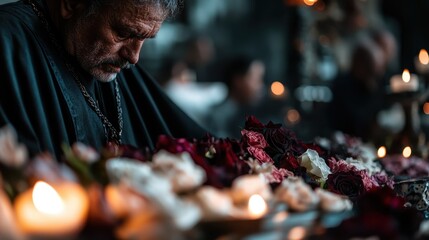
[{"xmin": 25, "ymin": 0, "xmax": 123, "ymax": 144}]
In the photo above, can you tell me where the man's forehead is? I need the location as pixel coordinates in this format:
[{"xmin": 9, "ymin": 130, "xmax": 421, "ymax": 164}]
[{"xmin": 105, "ymin": 0, "xmax": 168, "ymax": 21}]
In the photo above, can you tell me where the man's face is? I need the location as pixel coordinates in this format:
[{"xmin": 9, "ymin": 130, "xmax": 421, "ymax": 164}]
[{"xmin": 63, "ymin": 1, "xmax": 165, "ymax": 82}]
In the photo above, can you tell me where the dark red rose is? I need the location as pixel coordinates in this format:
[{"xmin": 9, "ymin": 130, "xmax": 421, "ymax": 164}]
[
  {"xmin": 241, "ymin": 129, "xmax": 268, "ymax": 149},
  {"xmin": 328, "ymin": 158, "xmax": 378, "ymax": 192},
  {"xmin": 244, "ymin": 115, "xmax": 265, "ymax": 133},
  {"xmin": 247, "ymin": 147, "xmax": 273, "ymax": 164},
  {"xmin": 264, "ymin": 122, "xmax": 299, "ymax": 155},
  {"xmin": 195, "ymin": 136, "xmax": 249, "ymax": 187},
  {"xmin": 371, "ymin": 172, "xmax": 394, "ymax": 189},
  {"xmin": 298, "ymin": 142, "xmax": 328, "ymax": 159},
  {"xmin": 118, "ymin": 144, "xmax": 148, "ymax": 162},
  {"xmin": 330, "ymin": 188, "xmax": 422, "ymax": 239},
  {"xmin": 325, "ymin": 170, "xmax": 366, "ymax": 201},
  {"xmin": 278, "ymin": 153, "xmax": 300, "ymax": 170},
  {"xmin": 330, "ymin": 212, "xmax": 400, "ymax": 240},
  {"xmin": 156, "ymin": 135, "xmax": 195, "ymax": 154}
]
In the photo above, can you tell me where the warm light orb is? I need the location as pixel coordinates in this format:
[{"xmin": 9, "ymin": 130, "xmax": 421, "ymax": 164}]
[
  {"xmin": 419, "ymin": 49, "xmax": 429, "ymax": 65},
  {"xmin": 303, "ymin": 0, "xmax": 318, "ymax": 6},
  {"xmin": 402, "ymin": 69, "xmax": 411, "ymax": 83},
  {"xmin": 402, "ymin": 146, "xmax": 412, "ymax": 158},
  {"xmin": 271, "ymin": 81, "xmax": 285, "ymax": 96},
  {"xmin": 424, "ymin": 102, "xmax": 429, "ymax": 115},
  {"xmin": 377, "ymin": 146, "xmax": 387, "ymax": 158},
  {"xmin": 32, "ymin": 181, "xmax": 64, "ymax": 215},
  {"xmin": 248, "ymin": 194, "xmax": 267, "ymax": 218},
  {"xmin": 288, "ymin": 226, "xmax": 307, "ymax": 240},
  {"xmin": 287, "ymin": 109, "xmax": 301, "ymax": 124}
]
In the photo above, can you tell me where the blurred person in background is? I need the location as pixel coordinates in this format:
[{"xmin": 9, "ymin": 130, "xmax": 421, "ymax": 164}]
[
  {"xmin": 329, "ymin": 38, "xmax": 388, "ymax": 141},
  {"xmin": 159, "ymin": 58, "xmax": 227, "ymax": 126},
  {"xmin": 205, "ymin": 56, "xmax": 266, "ymax": 138},
  {"xmin": 371, "ymin": 29, "xmax": 399, "ymax": 75}
]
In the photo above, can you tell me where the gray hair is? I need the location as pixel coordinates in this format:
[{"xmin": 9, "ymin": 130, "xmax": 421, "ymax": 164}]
[{"xmin": 86, "ymin": 0, "xmax": 182, "ymax": 18}]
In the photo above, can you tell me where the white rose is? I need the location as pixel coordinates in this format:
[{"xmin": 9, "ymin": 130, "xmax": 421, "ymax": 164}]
[
  {"xmin": 275, "ymin": 177, "xmax": 319, "ymax": 212},
  {"xmin": 106, "ymin": 158, "xmax": 201, "ymax": 229},
  {"xmin": 315, "ymin": 188, "xmax": 353, "ymax": 212},
  {"xmin": 194, "ymin": 186, "xmax": 233, "ymax": 219},
  {"xmin": 298, "ymin": 149, "xmax": 331, "ymax": 181},
  {"xmin": 345, "ymin": 157, "xmax": 381, "ymax": 176},
  {"xmin": 152, "ymin": 150, "xmax": 206, "ymax": 193},
  {"xmin": 71, "ymin": 142, "xmax": 100, "ymax": 164},
  {"xmin": 0, "ymin": 126, "xmax": 27, "ymax": 168}
]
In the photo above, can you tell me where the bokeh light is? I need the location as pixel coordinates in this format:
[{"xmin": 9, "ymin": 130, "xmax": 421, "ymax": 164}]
[{"xmin": 271, "ymin": 81, "xmax": 285, "ymax": 96}]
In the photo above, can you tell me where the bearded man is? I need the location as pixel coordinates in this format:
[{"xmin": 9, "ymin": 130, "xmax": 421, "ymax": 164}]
[{"xmin": 0, "ymin": 0, "xmax": 206, "ymax": 157}]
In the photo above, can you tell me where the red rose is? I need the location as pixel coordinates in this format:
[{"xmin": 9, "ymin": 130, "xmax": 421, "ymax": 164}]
[
  {"xmin": 118, "ymin": 144, "xmax": 147, "ymax": 162},
  {"xmin": 195, "ymin": 136, "xmax": 249, "ymax": 187},
  {"xmin": 156, "ymin": 135, "xmax": 195, "ymax": 154},
  {"xmin": 278, "ymin": 153, "xmax": 300, "ymax": 169},
  {"xmin": 241, "ymin": 129, "xmax": 268, "ymax": 149},
  {"xmin": 264, "ymin": 167, "xmax": 293, "ymax": 183},
  {"xmin": 328, "ymin": 158, "xmax": 378, "ymax": 192},
  {"xmin": 264, "ymin": 122, "xmax": 299, "ymax": 155},
  {"xmin": 325, "ymin": 170, "xmax": 366, "ymax": 201},
  {"xmin": 247, "ymin": 147, "xmax": 273, "ymax": 164},
  {"xmin": 244, "ymin": 115, "xmax": 265, "ymax": 132}
]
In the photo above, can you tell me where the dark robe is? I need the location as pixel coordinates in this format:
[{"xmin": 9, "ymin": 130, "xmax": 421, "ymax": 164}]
[{"xmin": 0, "ymin": 0, "xmax": 207, "ymax": 158}]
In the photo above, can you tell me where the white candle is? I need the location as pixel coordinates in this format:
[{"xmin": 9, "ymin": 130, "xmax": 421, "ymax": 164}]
[
  {"xmin": 415, "ymin": 49, "xmax": 429, "ymax": 74},
  {"xmin": 14, "ymin": 181, "xmax": 89, "ymax": 238},
  {"xmin": 390, "ymin": 69, "xmax": 419, "ymax": 93}
]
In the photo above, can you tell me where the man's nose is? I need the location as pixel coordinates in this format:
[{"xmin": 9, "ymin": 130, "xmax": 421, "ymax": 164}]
[{"xmin": 120, "ymin": 40, "xmax": 144, "ymax": 65}]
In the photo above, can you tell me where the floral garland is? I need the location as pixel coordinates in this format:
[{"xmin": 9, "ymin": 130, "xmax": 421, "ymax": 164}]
[
  {"xmin": 151, "ymin": 116, "xmax": 394, "ymax": 201},
  {"xmin": 0, "ymin": 116, "xmax": 422, "ymax": 239}
]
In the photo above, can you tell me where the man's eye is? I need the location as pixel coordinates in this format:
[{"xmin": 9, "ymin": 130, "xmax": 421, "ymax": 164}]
[{"xmin": 116, "ymin": 31, "xmax": 130, "ymax": 40}]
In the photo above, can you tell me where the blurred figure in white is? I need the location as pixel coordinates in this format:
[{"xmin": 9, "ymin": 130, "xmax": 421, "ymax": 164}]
[
  {"xmin": 161, "ymin": 59, "xmax": 227, "ymax": 126},
  {"xmin": 205, "ymin": 56, "xmax": 266, "ymax": 138}
]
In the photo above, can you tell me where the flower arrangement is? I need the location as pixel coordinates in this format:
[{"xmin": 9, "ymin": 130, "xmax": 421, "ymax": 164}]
[{"xmin": 0, "ymin": 116, "xmax": 420, "ymax": 239}]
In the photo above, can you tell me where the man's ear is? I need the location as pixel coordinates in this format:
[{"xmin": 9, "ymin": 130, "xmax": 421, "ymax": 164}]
[{"xmin": 60, "ymin": 0, "xmax": 86, "ymax": 19}]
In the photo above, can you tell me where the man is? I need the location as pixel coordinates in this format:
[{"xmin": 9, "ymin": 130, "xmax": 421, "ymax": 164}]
[{"xmin": 0, "ymin": 0, "xmax": 206, "ymax": 157}]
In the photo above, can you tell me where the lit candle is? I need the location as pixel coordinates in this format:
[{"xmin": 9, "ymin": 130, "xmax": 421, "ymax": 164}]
[
  {"xmin": 390, "ymin": 69, "xmax": 419, "ymax": 93},
  {"xmin": 105, "ymin": 184, "xmax": 148, "ymax": 220},
  {"xmin": 14, "ymin": 181, "xmax": 89, "ymax": 238},
  {"xmin": 415, "ymin": 49, "xmax": 429, "ymax": 74},
  {"xmin": 0, "ymin": 187, "xmax": 23, "ymax": 239},
  {"xmin": 402, "ymin": 146, "xmax": 412, "ymax": 158},
  {"xmin": 248, "ymin": 194, "xmax": 267, "ymax": 218},
  {"xmin": 377, "ymin": 146, "xmax": 387, "ymax": 158}
]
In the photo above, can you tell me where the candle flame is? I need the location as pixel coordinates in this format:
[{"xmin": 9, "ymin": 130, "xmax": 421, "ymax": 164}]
[
  {"xmin": 248, "ymin": 194, "xmax": 267, "ymax": 218},
  {"xmin": 424, "ymin": 102, "xmax": 429, "ymax": 115},
  {"xmin": 32, "ymin": 181, "xmax": 64, "ymax": 215},
  {"xmin": 402, "ymin": 69, "xmax": 411, "ymax": 83},
  {"xmin": 377, "ymin": 146, "xmax": 387, "ymax": 158},
  {"xmin": 271, "ymin": 81, "xmax": 285, "ymax": 96},
  {"xmin": 303, "ymin": 0, "xmax": 318, "ymax": 6},
  {"xmin": 419, "ymin": 49, "xmax": 429, "ymax": 65},
  {"xmin": 402, "ymin": 146, "xmax": 412, "ymax": 158}
]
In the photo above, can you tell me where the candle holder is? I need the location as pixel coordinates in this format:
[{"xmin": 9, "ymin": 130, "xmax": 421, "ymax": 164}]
[
  {"xmin": 387, "ymin": 89, "xmax": 429, "ymax": 156},
  {"xmin": 395, "ymin": 177, "xmax": 429, "ymax": 219}
]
